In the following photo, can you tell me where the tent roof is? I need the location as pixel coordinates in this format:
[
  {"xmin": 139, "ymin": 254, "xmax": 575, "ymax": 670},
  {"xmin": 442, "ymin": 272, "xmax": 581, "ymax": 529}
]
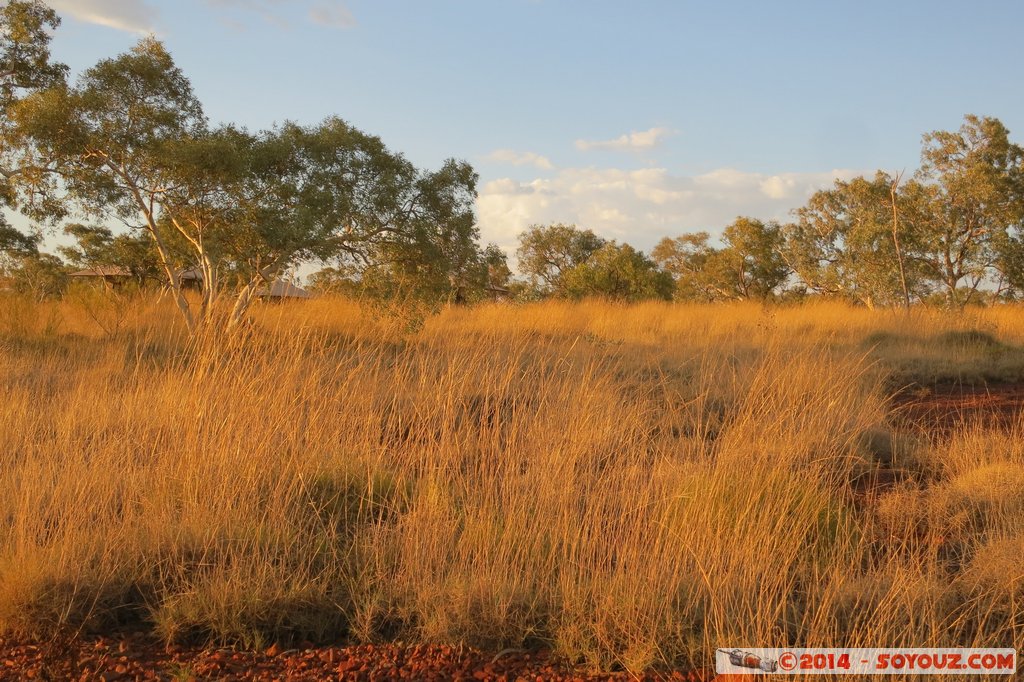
[{"xmin": 256, "ymin": 280, "xmax": 312, "ymax": 299}]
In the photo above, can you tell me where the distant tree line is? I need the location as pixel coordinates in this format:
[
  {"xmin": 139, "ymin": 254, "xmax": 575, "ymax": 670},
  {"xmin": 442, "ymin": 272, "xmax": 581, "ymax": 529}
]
[
  {"xmin": 513, "ymin": 114, "xmax": 1024, "ymax": 308},
  {"xmin": 2, "ymin": 1, "xmax": 1023, "ymax": 321}
]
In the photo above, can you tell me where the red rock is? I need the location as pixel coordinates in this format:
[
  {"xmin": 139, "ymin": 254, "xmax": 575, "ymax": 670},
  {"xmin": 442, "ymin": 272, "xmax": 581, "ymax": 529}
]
[{"xmin": 338, "ymin": 657, "xmax": 360, "ymax": 672}]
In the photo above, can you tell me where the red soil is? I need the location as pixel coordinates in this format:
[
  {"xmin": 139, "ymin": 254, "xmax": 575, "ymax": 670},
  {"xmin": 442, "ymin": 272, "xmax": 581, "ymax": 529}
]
[
  {"xmin": 889, "ymin": 382, "xmax": 1024, "ymax": 432},
  {"xmin": 0, "ymin": 632, "xmax": 718, "ymax": 681},
  {"xmin": 846, "ymin": 382, "xmax": 1024, "ymax": 507}
]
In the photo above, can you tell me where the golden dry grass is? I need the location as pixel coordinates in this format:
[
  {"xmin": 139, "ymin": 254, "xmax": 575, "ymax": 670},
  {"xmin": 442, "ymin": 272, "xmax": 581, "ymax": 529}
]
[{"xmin": 1, "ymin": 293, "xmax": 1022, "ymax": 674}]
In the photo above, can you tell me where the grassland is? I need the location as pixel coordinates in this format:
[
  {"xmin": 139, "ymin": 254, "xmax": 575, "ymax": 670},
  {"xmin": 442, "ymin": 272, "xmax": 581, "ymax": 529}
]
[{"xmin": 1, "ymin": 294, "xmax": 1022, "ymax": 675}]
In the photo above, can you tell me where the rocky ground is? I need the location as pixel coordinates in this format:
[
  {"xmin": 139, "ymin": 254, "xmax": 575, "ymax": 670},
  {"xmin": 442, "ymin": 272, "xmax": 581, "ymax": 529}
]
[{"xmin": 0, "ymin": 632, "xmax": 717, "ymax": 681}]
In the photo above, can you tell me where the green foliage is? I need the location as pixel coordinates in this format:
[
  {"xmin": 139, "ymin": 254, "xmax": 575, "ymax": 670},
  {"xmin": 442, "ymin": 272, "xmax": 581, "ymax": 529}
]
[
  {"xmin": 0, "ymin": 1, "xmax": 66, "ymax": 103},
  {"xmin": 482, "ymin": 243, "xmax": 512, "ymax": 291},
  {"xmin": 0, "ymin": 249, "xmax": 66, "ymax": 299},
  {"xmin": 719, "ymin": 217, "xmax": 790, "ymax": 299},
  {"xmin": 0, "ymin": 216, "xmax": 65, "ymax": 300},
  {"xmin": 651, "ymin": 231, "xmax": 714, "ymax": 300},
  {"xmin": 917, "ymin": 115, "xmax": 1024, "ymax": 305},
  {"xmin": 59, "ymin": 223, "xmax": 162, "ymax": 286},
  {"xmin": 778, "ymin": 116, "xmax": 1024, "ymax": 308},
  {"xmin": 2, "ymin": 36, "xmax": 206, "ymax": 328},
  {"xmin": 785, "ymin": 172, "xmax": 932, "ymax": 307},
  {"xmin": 318, "ymin": 241, "xmax": 507, "ymax": 306},
  {"xmin": 515, "ymin": 223, "xmax": 606, "ymax": 295},
  {"xmin": 0, "ymin": 0, "xmax": 66, "ymax": 213},
  {"xmin": 11, "ymin": 36, "xmax": 206, "ymax": 225},
  {"xmin": 0, "ymin": 221, "xmax": 37, "ymax": 254},
  {"xmin": 654, "ymin": 217, "xmax": 788, "ymax": 301},
  {"xmin": 561, "ymin": 242, "xmax": 674, "ymax": 301},
  {"xmin": 349, "ymin": 157, "xmax": 489, "ymax": 304}
]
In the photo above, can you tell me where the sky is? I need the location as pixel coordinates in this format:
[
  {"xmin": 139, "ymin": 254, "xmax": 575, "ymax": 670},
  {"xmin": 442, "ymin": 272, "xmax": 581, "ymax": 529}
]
[{"xmin": 27, "ymin": 0, "xmax": 1024, "ymax": 258}]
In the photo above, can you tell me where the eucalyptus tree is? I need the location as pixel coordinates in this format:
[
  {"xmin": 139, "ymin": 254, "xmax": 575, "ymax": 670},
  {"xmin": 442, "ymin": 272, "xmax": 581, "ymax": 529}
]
[
  {"xmin": 561, "ymin": 241, "xmax": 674, "ymax": 302},
  {"xmin": 143, "ymin": 114, "xmax": 481, "ymax": 326},
  {"xmin": 651, "ymin": 231, "xmax": 717, "ymax": 301},
  {"xmin": 784, "ymin": 172, "xmax": 934, "ymax": 308},
  {"xmin": 515, "ymin": 223, "xmax": 606, "ymax": 295},
  {"xmin": 3, "ymin": 34, "xmax": 482, "ymax": 329},
  {"xmin": 329, "ymin": 150, "xmax": 483, "ymax": 304},
  {"xmin": 0, "ymin": 0, "xmax": 65, "ymax": 104},
  {"xmin": 4, "ymin": 37, "xmax": 207, "ymax": 325},
  {"xmin": 0, "ymin": 0, "xmax": 66, "ymax": 249},
  {"xmin": 653, "ymin": 218, "xmax": 788, "ymax": 301},
  {"xmin": 716, "ymin": 217, "xmax": 789, "ymax": 300},
  {"xmin": 916, "ymin": 115, "xmax": 1024, "ymax": 305}
]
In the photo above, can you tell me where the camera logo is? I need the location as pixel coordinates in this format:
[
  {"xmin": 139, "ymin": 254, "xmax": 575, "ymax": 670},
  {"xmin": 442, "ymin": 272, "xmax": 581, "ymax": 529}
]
[{"xmin": 718, "ymin": 648, "xmax": 779, "ymax": 673}]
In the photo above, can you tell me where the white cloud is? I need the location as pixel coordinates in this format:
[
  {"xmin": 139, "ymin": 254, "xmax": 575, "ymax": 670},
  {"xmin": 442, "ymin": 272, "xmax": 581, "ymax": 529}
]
[
  {"xmin": 309, "ymin": 3, "xmax": 357, "ymax": 28},
  {"xmin": 48, "ymin": 0, "xmax": 159, "ymax": 34},
  {"xmin": 204, "ymin": 0, "xmax": 356, "ymax": 29},
  {"xmin": 575, "ymin": 126, "xmax": 674, "ymax": 152},
  {"xmin": 486, "ymin": 149, "xmax": 554, "ymax": 170},
  {"xmin": 477, "ymin": 166, "xmax": 864, "ymax": 255}
]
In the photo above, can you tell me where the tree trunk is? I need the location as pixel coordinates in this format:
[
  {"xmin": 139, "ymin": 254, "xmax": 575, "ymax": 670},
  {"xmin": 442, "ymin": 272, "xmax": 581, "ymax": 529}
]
[
  {"xmin": 890, "ymin": 173, "xmax": 911, "ymax": 310},
  {"xmin": 114, "ymin": 162, "xmax": 195, "ymax": 332},
  {"xmin": 228, "ymin": 283, "xmax": 259, "ymax": 329},
  {"xmin": 227, "ymin": 263, "xmax": 280, "ymax": 329}
]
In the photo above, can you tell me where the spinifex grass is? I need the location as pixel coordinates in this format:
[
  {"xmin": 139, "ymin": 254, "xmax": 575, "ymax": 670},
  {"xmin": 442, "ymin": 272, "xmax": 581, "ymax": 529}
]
[{"xmin": 1, "ymin": 293, "xmax": 1022, "ymax": 674}]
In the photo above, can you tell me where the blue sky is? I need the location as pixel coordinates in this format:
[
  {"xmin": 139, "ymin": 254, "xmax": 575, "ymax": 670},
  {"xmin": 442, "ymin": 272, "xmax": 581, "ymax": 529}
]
[{"xmin": 36, "ymin": 0, "xmax": 1024, "ymax": 257}]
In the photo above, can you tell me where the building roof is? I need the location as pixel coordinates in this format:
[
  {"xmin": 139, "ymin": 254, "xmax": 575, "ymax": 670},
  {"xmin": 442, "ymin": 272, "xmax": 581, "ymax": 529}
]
[
  {"xmin": 69, "ymin": 266, "xmax": 132, "ymax": 278},
  {"xmin": 256, "ymin": 280, "xmax": 312, "ymax": 299}
]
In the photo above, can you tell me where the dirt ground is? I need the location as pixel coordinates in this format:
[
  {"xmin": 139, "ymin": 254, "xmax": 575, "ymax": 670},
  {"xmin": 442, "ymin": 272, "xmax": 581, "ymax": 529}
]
[
  {"xmin": 890, "ymin": 381, "xmax": 1024, "ymax": 432},
  {"xmin": 0, "ymin": 631, "xmax": 717, "ymax": 681}
]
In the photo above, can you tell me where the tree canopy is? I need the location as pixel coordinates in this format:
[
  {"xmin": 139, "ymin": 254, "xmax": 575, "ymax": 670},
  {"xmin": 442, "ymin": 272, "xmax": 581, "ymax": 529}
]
[
  {"xmin": 654, "ymin": 218, "xmax": 788, "ymax": 301},
  {"xmin": 916, "ymin": 115, "xmax": 1024, "ymax": 304},
  {"xmin": 561, "ymin": 242, "xmax": 674, "ymax": 302},
  {"xmin": 515, "ymin": 223, "xmax": 606, "ymax": 295}
]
